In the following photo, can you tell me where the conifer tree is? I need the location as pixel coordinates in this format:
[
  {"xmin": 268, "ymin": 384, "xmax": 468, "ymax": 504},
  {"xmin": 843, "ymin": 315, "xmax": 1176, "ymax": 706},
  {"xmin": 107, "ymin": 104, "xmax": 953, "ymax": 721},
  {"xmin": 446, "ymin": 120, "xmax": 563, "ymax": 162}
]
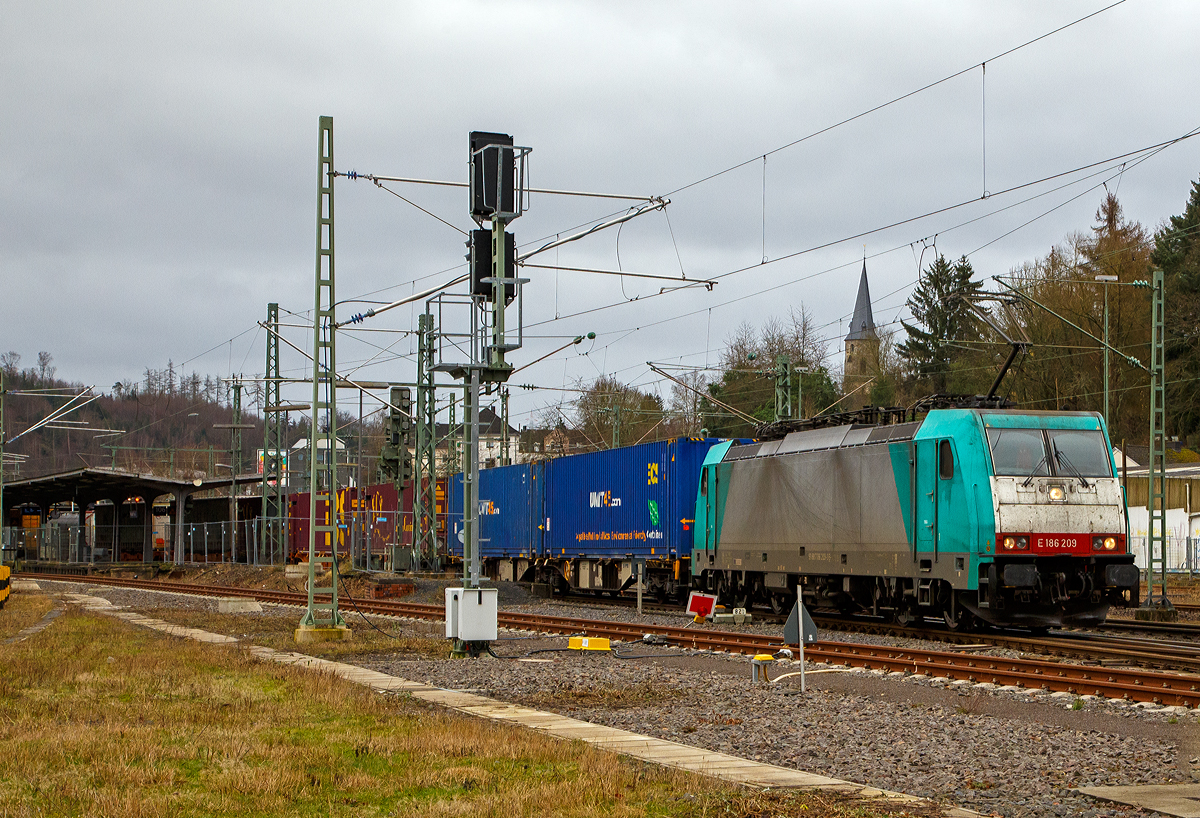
[
  {"xmin": 897, "ymin": 254, "xmax": 983, "ymax": 394},
  {"xmin": 1153, "ymin": 177, "xmax": 1200, "ymax": 439}
]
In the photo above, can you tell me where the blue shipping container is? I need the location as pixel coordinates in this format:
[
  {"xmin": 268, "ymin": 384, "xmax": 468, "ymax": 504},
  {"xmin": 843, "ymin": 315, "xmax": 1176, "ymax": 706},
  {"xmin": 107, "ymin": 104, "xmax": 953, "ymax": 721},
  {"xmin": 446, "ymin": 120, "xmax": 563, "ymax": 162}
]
[
  {"xmin": 542, "ymin": 438, "xmax": 719, "ymax": 559},
  {"xmin": 448, "ymin": 462, "xmax": 543, "ymax": 558}
]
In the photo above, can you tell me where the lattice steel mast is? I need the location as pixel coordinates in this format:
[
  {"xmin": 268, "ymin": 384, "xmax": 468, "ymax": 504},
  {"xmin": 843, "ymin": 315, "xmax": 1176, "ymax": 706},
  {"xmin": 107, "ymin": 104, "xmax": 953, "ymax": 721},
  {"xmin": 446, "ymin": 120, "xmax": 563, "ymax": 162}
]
[
  {"xmin": 261, "ymin": 302, "xmax": 285, "ymax": 565},
  {"xmin": 414, "ymin": 311, "xmax": 438, "ymax": 568},
  {"xmin": 298, "ymin": 115, "xmax": 348, "ymax": 639},
  {"xmin": 1146, "ymin": 268, "xmax": 1169, "ymax": 608}
]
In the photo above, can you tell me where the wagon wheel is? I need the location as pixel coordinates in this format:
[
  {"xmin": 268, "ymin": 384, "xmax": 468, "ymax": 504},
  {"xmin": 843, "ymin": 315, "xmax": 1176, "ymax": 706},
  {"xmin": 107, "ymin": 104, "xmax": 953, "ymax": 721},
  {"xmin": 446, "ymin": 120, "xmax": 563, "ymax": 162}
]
[{"xmin": 769, "ymin": 594, "xmax": 787, "ymax": 615}]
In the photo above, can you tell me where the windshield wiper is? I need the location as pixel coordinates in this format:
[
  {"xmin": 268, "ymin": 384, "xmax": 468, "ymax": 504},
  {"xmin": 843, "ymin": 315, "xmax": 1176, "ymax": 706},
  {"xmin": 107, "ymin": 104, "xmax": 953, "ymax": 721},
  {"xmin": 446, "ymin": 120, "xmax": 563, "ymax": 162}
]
[
  {"xmin": 1053, "ymin": 444, "xmax": 1090, "ymax": 489},
  {"xmin": 1021, "ymin": 454, "xmax": 1047, "ymax": 487}
]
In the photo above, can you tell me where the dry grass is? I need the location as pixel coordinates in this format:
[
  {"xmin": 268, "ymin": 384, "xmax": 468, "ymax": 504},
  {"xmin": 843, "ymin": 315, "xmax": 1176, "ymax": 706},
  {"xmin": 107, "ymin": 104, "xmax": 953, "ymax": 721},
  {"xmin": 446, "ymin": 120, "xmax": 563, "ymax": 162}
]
[
  {"xmin": 136, "ymin": 606, "xmax": 449, "ymax": 660},
  {"xmin": 0, "ymin": 591, "xmax": 55, "ymax": 640},
  {"xmin": 0, "ymin": 605, "xmax": 945, "ymax": 817},
  {"xmin": 159, "ymin": 562, "xmax": 385, "ymax": 601}
]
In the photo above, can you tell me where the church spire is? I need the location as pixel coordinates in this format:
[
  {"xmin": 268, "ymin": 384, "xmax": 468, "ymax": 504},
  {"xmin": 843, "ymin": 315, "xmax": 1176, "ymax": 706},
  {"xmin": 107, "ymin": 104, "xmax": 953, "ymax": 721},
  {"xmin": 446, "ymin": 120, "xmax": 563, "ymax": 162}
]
[{"xmin": 845, "ymin": 260, "xmax": 877, "ymax": 342}]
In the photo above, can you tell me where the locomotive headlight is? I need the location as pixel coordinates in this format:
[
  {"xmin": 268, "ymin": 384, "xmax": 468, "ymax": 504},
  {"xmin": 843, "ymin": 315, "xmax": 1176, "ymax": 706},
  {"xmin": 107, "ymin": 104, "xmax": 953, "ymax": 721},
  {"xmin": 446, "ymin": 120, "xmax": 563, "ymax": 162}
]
[
  {"xmin": 1003, "ymin": 536, "xmax": 1016, "ymax": 550},
  {"xmin": 1016, "ymin": 536, "xmax": 1029, "ymax": 550},
  {"xmin": 1049, "ymin": 486, "xmax": 1065, "ymax": 501},
  {"xmin": 1104, "ymin": 537, "xmax": 1117, "ymax": 551}
]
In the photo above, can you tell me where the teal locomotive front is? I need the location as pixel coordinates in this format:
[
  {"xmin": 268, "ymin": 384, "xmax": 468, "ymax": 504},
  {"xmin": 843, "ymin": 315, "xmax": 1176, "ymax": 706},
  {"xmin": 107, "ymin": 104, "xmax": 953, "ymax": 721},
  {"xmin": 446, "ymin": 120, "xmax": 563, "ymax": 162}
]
[{"xmin": 691, "ymin": 409, "xmax": 1138, "ymax": 630}]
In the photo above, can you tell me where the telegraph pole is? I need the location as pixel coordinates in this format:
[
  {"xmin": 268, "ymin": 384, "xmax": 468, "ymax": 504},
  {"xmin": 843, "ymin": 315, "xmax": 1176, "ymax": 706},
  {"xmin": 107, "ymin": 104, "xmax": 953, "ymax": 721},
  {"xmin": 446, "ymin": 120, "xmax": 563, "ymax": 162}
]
[
  {"xmin": 1096, "ymin": 275, "xmax": 1117, "ymax": 426},
  {"xmin": 378, "ymin": 385, "xmax": 414, "ymax": 571}
]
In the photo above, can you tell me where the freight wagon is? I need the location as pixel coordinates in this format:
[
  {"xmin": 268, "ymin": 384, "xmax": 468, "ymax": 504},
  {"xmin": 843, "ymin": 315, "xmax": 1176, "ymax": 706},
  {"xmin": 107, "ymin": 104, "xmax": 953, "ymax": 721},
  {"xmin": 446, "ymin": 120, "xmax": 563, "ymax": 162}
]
[
  {"xmin": 286, "ymin": 479, "xmax": 448, "ymax": 566},
  {"xmin": 448, "ymin": 438, "xmax": 720, "ymax": 599}
]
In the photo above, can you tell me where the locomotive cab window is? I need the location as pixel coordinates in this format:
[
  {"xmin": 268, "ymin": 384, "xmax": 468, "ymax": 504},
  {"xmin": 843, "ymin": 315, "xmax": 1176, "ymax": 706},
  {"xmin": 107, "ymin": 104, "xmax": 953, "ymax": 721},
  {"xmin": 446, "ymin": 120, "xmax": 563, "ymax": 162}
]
[
  {"xmin": 700, "ymin": 468, "xmax": 708, "ymax": 496},
  {"xmin": 938, "ymin": 440, "xmax": 954, "ymax": 479},
  {"xmin": 1046, "ymin": 430, "xmax": 1112, "ymax": 478},
  {"xmin": 987, "ymin": 428, "xmax": 1050, "ymax": 477}
]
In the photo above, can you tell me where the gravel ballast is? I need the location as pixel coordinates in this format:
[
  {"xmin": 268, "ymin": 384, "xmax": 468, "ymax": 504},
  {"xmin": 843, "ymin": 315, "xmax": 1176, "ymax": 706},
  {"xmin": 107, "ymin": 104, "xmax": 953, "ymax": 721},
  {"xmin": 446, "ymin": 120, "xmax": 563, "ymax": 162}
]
[{"xmin": 34, "ymin": 578, "xmax": 1193, "ymax": 818}]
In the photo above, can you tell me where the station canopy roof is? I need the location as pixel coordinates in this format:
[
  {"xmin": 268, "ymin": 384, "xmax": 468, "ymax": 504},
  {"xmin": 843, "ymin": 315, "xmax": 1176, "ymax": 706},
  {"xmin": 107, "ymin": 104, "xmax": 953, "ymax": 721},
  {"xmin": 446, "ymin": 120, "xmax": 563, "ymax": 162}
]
[{"xmin": 3, "ymin": 467, "xmax": 245, "ymax": 510}]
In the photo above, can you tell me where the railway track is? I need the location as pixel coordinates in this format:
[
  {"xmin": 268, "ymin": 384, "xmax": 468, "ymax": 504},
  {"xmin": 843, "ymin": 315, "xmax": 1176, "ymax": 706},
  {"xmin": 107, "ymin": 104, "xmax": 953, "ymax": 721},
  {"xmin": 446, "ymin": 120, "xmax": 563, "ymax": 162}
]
[
  {"xmin": 550, "ymin": 592, "xmax": 1200, "ymax": 673},
  {"xmin": 19, "ymin": 571, "xmax": 1200, "ymax": 707}
]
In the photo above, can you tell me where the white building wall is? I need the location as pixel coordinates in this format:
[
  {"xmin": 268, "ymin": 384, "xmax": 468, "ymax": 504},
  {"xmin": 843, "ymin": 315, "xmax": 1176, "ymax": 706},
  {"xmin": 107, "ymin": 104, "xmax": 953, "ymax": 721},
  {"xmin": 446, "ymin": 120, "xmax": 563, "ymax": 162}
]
[{"xmin": 1126, "ymin": 505, "xmax": 1200, "ymax": 572}]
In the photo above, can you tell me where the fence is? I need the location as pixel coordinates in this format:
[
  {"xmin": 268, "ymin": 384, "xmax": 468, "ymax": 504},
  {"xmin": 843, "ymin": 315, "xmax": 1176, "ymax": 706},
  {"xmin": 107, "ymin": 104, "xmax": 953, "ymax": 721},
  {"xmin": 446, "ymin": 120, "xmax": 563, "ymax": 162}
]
[
  {"xmin": 1128, "ymin": 534, "xmax": 1200, "ymax": 577},
  {"xmin": 1, "ymin": 525, "xmax": 87, "ymax": 564},
  {"xmin": 0, "ymin": 519, "xmax": 289, "ymax": 567},
  {"xmin": 289, "ymin": 509, "xmax": 422, "ymax": 571}
]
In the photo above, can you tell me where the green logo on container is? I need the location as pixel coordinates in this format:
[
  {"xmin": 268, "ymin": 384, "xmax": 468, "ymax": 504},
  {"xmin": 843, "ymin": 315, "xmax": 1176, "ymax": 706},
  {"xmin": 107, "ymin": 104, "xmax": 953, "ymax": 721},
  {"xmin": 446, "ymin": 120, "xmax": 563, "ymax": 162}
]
[{"xmin": 648, "ymin": 499, "xmax": 660, "ymax": 526}]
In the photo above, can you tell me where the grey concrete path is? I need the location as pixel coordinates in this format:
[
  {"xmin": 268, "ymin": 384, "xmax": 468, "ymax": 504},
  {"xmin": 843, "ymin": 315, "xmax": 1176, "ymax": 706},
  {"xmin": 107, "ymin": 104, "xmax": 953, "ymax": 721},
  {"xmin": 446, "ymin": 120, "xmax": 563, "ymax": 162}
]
[{"xmin": 1079, "ymin": 783, "xmax": 1200, "ymax": 817}]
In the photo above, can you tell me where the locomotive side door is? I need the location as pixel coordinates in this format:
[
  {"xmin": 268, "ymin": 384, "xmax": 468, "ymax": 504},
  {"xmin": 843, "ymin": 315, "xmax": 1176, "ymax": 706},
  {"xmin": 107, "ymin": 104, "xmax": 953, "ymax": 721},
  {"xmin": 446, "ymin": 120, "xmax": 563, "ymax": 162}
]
[
  {"xmin": 934, "ymin": 439, "xmax": 959, "ymax": 559},
  {"xmin": 701, "ymin": 465, "xmax": 716, "ymax": 554},
  {"xmin": 913, "ymin": 439, "xmax": 938, "ymax": 559}
]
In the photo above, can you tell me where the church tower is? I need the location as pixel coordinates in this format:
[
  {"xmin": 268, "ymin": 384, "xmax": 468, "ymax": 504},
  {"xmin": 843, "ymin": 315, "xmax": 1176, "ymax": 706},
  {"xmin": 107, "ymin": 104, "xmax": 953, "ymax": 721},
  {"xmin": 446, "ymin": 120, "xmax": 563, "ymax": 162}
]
[{"xmin": 843, "ymin": 261, "xmax": 879, "ymax": 411}]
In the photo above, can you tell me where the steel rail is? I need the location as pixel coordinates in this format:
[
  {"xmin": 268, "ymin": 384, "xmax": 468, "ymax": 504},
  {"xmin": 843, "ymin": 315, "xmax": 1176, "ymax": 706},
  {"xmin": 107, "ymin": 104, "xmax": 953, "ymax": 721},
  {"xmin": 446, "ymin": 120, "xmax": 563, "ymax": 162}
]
[{"xmin": 20, "ymin": 573, "xmax": 1200, "ymax": 706}]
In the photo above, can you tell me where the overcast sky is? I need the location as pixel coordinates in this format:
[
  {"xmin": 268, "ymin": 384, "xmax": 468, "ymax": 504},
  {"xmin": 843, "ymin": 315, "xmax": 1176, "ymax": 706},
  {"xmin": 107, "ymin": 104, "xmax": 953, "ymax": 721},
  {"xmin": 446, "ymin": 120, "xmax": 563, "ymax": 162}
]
[{"xmin": 3, "ymin": 1, "xmax": 1199, "ymax": 429}]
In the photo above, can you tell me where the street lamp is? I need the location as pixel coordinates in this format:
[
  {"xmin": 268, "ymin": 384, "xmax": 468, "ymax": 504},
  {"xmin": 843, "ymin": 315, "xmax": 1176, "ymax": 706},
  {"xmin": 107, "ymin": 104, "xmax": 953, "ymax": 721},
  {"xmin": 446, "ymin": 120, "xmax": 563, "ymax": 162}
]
[{"xmin": 1096, "ymin": 274, "xmax": 1119, "ymax": 427}]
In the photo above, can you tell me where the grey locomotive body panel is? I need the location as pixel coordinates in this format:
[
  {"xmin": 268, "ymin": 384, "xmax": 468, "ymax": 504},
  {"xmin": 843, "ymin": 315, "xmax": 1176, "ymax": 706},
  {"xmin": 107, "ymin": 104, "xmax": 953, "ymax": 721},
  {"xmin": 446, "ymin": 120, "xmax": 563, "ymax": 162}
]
[{"xmin": 711, "ymin": 441, "xmax": 946, "ymax": 582}]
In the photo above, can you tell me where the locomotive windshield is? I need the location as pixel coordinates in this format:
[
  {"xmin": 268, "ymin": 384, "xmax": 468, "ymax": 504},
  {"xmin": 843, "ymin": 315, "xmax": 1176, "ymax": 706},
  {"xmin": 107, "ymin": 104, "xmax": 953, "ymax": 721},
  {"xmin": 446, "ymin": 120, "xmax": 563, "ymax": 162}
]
[
  {"xmin": 987, "ymin": 429, "xmax": 1049, "ymax": 477},
  {"xmin": 1046, "ymin": 429, "xmax": 1113, "ymax": 477},
  {"xmin": 986, "ymin": 428, "xmax": 1112, "ymax": 478}
]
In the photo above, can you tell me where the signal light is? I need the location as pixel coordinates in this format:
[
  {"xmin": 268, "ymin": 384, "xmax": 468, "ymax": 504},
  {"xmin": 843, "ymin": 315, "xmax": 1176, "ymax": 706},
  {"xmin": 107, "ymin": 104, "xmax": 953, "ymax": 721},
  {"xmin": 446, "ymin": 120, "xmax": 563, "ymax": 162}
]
[
  {"xmin": 380, "ymin": 387, "xmax": 414, "ymax": 485},
  {"xmin": 469, "ymin": 131, "xmax": 515, "ymax": 219},
  {"xmin": 469, "ymin": 229, "xmax": 516, "ymax": 303}
]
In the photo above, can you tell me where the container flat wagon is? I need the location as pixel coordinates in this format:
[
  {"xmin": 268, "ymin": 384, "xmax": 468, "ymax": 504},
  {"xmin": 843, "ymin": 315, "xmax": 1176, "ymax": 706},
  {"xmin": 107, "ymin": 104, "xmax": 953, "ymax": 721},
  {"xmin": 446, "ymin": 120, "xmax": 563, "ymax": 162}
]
[{"xmin": 449, "ymin": 438, "xmax": 720, "ymax": 599}]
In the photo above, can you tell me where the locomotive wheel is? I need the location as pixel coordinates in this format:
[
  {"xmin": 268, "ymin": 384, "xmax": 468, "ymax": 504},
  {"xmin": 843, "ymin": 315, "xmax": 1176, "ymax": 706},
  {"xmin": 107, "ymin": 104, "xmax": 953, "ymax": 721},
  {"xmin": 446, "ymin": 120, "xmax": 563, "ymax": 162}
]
[
  {"xmin": 943, "ymin": 607, "xmax": 975, "ymax": 633},
  {"xmin": 894, "ymin": 604, "xmax": 918, "ymax": 628},
  {"xmin": 715, "ymin": 576, "xmax": 746, "ymax": 609}
]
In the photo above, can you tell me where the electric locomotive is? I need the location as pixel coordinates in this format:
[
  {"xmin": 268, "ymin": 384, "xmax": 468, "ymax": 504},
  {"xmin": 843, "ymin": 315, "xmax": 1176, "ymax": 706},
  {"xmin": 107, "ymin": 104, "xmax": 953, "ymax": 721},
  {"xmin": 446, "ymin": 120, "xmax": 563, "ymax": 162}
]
[{"xmin": 691, "ymin": 408, "xmax": 1139, "ymax": 630}]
